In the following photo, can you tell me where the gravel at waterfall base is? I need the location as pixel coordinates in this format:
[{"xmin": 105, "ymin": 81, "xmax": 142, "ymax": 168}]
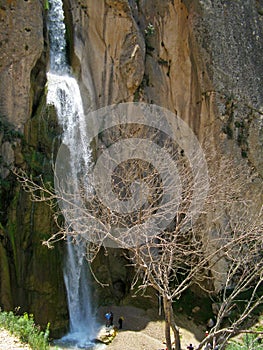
[
  {"xmin": 98, "ymin": 306, "xmax": 204, "ymax": 350},
  {"xmin": 0, "ymin": 328, "xmax": 31, "ymax": 349}
]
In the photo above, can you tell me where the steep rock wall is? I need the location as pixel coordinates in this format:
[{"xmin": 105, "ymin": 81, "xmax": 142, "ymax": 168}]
[
  {"xmin": 0, "ymin": 102, "xmax": 68, "ymax": 336},
  {"xmin": 0, "ymin": 0, "xmax": 44, "ymax": 129},
  {"xmin": 0, "ymin": 1, "xmax": 68, "ymax": 336},
  {"xmin": 65, "ymin": 0, "xmax": 262, "ymax": 164},
  {"xmin": 185, "ymin": 0, "xmax": 263, "ymax": 174},
  {"xmin": 64, "ymin": 0, "xmax": 262, "ymax": 297},
  {"xmin": 64, "ymin": 0, "xmax": 145, "ymax": 109},
  {"xmin": 64, "ymin": 0, "xmax": 222, "ymax": 141}
]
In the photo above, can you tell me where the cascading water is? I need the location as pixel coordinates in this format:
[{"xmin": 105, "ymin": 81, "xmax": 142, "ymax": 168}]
[{"xmin": 46, "ymin": 0, "xmax": 100, "ymax": 348}]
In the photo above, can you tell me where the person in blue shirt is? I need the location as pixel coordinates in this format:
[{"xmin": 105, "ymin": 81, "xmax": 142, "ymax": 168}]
[{"xmin": 105, "ymin": 312, "xmax": 111, "ymax": 327}]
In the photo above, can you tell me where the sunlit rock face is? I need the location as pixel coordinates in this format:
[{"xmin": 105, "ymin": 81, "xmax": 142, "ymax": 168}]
[
  {"xmin": 0, "ymin": 0, "xmax": 45, "ymax": 130},
  {"xmin": 65, "ymin": 0, "xmax": 262, "ymax": 171},
  {"xmin": 63, "ymin": 0, "xmax": 145, "ymax": 110},
  {"xmin": 65, "ymin": 0, "xmax": 262, "ymax": 294},
  {"xmin": 66, "ymin": 0, "xmax": 262, "ymax": 189}
]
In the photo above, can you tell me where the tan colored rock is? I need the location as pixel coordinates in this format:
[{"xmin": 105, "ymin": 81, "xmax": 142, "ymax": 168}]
[
  {"xmin": 0, "ymin": 0, "xmax": 44, "ymax": 130},
  {"xmin": 66, "ymin": 0, "xmax": 262, "ymax": 295},
  {"xmin": 66, "ymin": 0, "xmax": 145, "ymax": 108}
]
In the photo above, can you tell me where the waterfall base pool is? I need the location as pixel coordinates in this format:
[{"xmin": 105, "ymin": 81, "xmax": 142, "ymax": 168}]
[{"xmin": 51, "ymin": 331, "xmax": 106, "ymax": 349}]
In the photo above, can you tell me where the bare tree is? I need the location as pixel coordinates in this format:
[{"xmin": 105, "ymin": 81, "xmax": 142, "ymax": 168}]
[
  {"xmin": 196, "ymin": 206, "xmax": 263, "ymax": 350},
  {"xmin": 14, "ymin": 127, "xmax": 263, "ymax": 350},
  {"xmin": 109, "ymin": 154, "xmax": 262, "ymax": 350}
]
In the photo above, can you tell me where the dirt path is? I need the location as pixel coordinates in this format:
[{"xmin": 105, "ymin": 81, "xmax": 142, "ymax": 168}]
[{"xmin": 0, "ymin": 328, "xmax": 31, "ymax": 349}]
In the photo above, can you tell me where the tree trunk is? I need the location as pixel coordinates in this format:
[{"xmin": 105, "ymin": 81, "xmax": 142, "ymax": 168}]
[
  {"xmin": 163, "ymin": 296, "xmax": 173, "ymax": 350},
  {"xmin": 163, "ymin": 295, "xmax": 181, "ymax": 350},
  {"xmin": 170, "ymin": 306, "xmax": 181, "ymax": 350},
  {"xmin": 165, "ymin": 317, "xmax": 172, "ymax": 350}
]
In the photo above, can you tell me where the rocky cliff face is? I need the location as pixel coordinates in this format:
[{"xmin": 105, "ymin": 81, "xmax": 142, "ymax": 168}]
[
  {"xmin": 61, "ymin": 0, "xmax": 263, "ymax": 296},
  {"xmin": 0, "ymin": 0, "xmax": 46, "ymax": 129},
  {"xmin": 0, "ymin": 0, "xmax": 262, "ymax": 334},
  {"xmin": 65, "ymin": 0, "xmax": 262, "ymax": 161},
  {"xmin": 0, "ymin": 0, "xmax": 67, "ymax": 336},
  {"xmin": 187, "ymin": 0, "xmax": 263, "ymax": 174}
]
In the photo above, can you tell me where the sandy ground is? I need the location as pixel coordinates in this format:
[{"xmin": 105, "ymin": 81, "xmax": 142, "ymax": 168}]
[
  {"xmin": 0, "ymin": 328, "xmax": 31, "ymax": 349},
  {"xmin": 97, "ymin": 306, "xmax": 205, "ymax": 350}
]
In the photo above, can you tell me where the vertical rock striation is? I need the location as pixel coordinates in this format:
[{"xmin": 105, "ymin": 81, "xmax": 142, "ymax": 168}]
[
  {"xmin": 0, "ymin": 0, "xmax": 44, "ymax": 129},
  {"xmin": 64, "ymin": 0, "xmax": 262, "ymax": 296}
]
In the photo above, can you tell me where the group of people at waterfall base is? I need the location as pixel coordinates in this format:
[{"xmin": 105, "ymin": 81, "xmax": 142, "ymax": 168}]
[{"xmin": 104, "ymin": 312, "xmax": 221, "ymax": 349}]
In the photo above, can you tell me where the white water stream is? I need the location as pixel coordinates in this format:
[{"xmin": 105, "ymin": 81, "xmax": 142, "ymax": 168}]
[{"xmin": 46, "ymin": 1, "xmax": 101, "ymax": 348}]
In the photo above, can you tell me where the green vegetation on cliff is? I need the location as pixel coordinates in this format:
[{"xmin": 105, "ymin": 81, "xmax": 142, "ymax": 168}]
[{"xmin": 226, "ymin": 317, "xmax": 263, "ymax": 349}]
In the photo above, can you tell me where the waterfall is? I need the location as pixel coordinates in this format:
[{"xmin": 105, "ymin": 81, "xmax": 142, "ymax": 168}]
[{"xmin": 46, "ymin": 0, "xmax": 99, "ymax": 348}]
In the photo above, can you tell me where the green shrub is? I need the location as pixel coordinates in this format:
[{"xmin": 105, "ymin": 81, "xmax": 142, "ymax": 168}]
[
  {"xmin": 0, "ymin": 310, "xmax": 50, "ymax": 349},
  {"xmin": 226, "ymin": 333, "xmax": 263, "ymax": 350},
  {"xmin": 145, "ymin": 23, "xmax": 155, "ymax": 36},
  {"xmin": 45, "ymin": 0, "xmax": 49, "ymax": 10}
]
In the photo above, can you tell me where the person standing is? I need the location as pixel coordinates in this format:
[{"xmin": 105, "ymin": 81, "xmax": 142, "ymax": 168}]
[
  {"xmin": 109, "ymin": 311, "xmax": 114, "ymax": 326},
  {"xmin": 118, "ymin": 316, "xmax": 124, "ymax": 329},
  {"xmin": 105, "ymin": 312, "xmax": 111, "ymax": 327}
]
